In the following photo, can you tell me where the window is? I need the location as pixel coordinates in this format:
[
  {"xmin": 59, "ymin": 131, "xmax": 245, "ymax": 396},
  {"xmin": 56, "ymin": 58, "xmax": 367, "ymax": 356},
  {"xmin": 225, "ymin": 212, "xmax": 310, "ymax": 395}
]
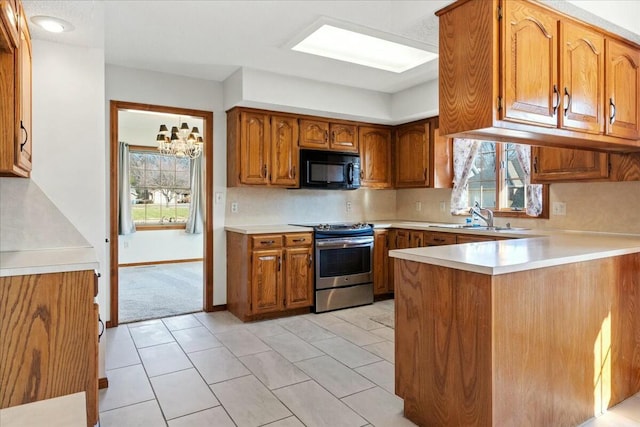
[
  {"xmin": 129, "ymin": 147, "xmax": 191, "ymax": 228},
  {"xmin": 456, "ymin": 141, "xmax": 547, "ymax": 217}
]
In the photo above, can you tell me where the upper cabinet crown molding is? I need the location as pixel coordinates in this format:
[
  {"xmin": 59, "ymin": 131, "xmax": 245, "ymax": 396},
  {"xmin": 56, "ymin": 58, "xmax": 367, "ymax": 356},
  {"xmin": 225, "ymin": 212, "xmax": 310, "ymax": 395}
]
[{"xmin": 436, "ymin": 0, "xmax": 640, "ymax": 153}]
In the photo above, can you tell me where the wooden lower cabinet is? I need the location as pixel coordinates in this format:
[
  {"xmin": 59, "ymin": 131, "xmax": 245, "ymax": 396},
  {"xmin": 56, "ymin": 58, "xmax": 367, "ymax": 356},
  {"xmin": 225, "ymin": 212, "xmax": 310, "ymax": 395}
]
[
  {"xmin": 395, "ymin": 253, "xmax": 640, "ymax": 426},
  {"xmin": 0, "ymin": 270, "xmax": 98, "ymax": 426},
  {"xmin": 227, "ymin": 231, "xmax": 313, "ymax": 321},
  {"xmin": 373, "ymin": 230, "xmax": 390, "ymax": 295}
]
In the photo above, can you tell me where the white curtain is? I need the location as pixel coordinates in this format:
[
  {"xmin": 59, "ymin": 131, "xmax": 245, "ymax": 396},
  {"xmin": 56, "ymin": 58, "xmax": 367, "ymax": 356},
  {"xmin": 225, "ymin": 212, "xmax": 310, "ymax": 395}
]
[
  {"xmin": 185, "ymin": 156, "xmax": 204, "ymax": 234},
  {"xmin": 514, "ymin": 144, "xmax": 543, "ymax": 216},
  {"xmin": 450, "ymin": 138, "xmax": 482, "ymax": 214},
  {"xmin": 118, "ymin": 141, "xmax": 136, "ymax": 235}
]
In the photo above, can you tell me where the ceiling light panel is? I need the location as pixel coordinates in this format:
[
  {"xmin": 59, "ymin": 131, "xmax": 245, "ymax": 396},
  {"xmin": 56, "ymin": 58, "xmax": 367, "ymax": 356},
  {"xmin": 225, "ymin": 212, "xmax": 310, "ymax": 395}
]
[{"xmin": 291, "ymin": 24, "xmax": 437, "ymax": 73}]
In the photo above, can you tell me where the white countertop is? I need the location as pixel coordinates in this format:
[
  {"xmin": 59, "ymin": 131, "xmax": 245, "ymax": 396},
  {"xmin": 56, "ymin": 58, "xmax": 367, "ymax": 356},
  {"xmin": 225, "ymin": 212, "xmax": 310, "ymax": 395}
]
[
  {"xmin": 0, "ymin": 247, "xmax": 99, "ymax": 277},
  {"xmin": 389, "ymin": 231, "xmax": 640, "ymax": 275},
  {"xmin": 225, "ymin": 224, "xmax": 314, "ymax": 234},
  {"xmin": 0, "ymin": 392, "xmax": 86, "ymax": 427}
]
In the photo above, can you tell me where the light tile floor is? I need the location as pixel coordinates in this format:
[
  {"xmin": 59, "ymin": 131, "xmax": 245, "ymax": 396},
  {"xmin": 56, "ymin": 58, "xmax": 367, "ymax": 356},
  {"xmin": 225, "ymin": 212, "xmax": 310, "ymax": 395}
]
[{"xmin": 101, "ymin": 300, "xmax": 640, "ymax": 427}]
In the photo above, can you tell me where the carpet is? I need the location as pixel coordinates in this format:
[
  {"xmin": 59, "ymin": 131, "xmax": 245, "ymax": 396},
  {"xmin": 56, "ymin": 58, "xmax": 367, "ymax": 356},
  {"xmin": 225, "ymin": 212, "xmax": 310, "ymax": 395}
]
[
  {"xmin": 370, "ymin": 313, "xmax": 394, "ymax": 329},
  {"xmin": 119, "ymin": 262, "xmax": 203, "ymax": 323}
]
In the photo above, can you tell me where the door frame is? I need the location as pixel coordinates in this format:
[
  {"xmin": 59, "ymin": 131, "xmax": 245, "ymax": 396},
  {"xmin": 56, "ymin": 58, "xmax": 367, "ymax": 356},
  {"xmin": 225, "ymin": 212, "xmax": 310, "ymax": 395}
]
[{"xmin": 108, "ymin": 100, "xmax": 214, "ymax": 327}]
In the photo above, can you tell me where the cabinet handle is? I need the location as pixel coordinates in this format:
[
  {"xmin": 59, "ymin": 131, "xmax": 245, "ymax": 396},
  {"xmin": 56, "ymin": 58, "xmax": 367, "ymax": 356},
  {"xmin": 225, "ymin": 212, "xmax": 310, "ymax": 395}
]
[
  {"xmin": 552, "ymin": 84, "xmax": 559, "ymax": 115},
  {"xmin": 262, "ymin": 164, "xmax": 267, "ymax": 178},
  {"xmin": 19, "ymin": 120, "xmax": 28, "ymax": 152},
  {"xmin": 563, "ymin": 87, "xmax": 571, "ymax": 117},
  {"xmin": 324, "ymin": 130, "xmax": 329, "ymax": 142},
  {"xmin": 278, "ymin": 256, "xmax": 282, "ymax": 271},
  {"xmin": 291, "ymin": 166, "xmax": 296, "ymax": 179},
  {"xmin": 260, "ymin": 240, "xmax": 275, "ymax": 245},
  {"xmin": 360, "ymin": 169, "xmax": 364, "ymax": 179},
  {"xmin": 435, "ymin": 238, "xmax": 445, "ymax": 243},
  {"xmin": 533, "ymin": 156, "xmax": 538, "ymax": 174},
  {"xmin": 423, "ymin": 168, "xmax": 428, "ymax": 181},
  {"xmin": 308, "ymin": 254, "xmax": 312, "ymax": 267},
  {"xmin": 98, "ymin": 316, "xmax": 105, "ymax": 342},
  {"xmin": 292, "ymin": 238, "xmax": 306, "ymax": 242},
  {"xmin": 609, "ymin": 98, "xmax": 616, "ymax": 125},
  {"xmin": 331, "ymin": 131, "xmax": 336, "ymax": 143}
]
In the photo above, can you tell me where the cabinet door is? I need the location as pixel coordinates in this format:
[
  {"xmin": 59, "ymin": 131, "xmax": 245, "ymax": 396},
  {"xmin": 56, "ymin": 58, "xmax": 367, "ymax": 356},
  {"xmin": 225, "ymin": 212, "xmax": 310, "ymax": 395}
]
[
  {"xmin": 240, "ymin": 111, "xmax": 270, "ymax": 185},
  {"xmin": 270, "ymin": 115, "xmax": 299, "ymax": 187},
  {"xmin": 531, "ymin": 146, "xmax": 609, "ymax": 182},
  {"xmin": 391, "ymin": 229, "xmax": 410, "ymax": 250},
  {"xmin": 251, "ymin": 249, "xmax": 283, "ymax": 314},
  {"xmin": 560, "ymin": 21, "xmax": 605, "ymax": 134},
  {"xmin": 396, "ymin": 123, "xmax": 430, "ymax": 188},
  {"xmin": 284, "ymin": 246, "xmax": 313, "ymax": 309},
  {"xmin": 409, "ymin": 231, "xmax": 424, "ymax": 248},
  {"xmin": 373, "ymin": 230, "xmax": 389, "ymax": 295},
  {"xmin": 300, "ymin": 119, "xmax": 329, "ymax": 149},
  {"xmin": 502, "ymin": 0, "xmax": 558, "ymax": 127},
  {"xmin": 605, "ymin": 39, "xmax": 640, "ymax": 140},
  {"xmin": 15, "ymin": 4, "xmax": 30, "ymax": 173},
  {"xmin": 0, "ymin": 0, "xmax": 18, "ymax": 51},
  {"xmin": 359, "ymin": 126, "xmax": 392, "ymax": 188},
  {"xmin": 330, "ymin": 123, "xmax": 358, "ymax": 152}
]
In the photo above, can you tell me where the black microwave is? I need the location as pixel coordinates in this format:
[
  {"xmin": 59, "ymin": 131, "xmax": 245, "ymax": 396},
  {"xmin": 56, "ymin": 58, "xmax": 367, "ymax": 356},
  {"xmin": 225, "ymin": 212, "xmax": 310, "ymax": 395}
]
[{"xmin": 300, "ymin": 150, "xmax": 361, "ymax": 190}]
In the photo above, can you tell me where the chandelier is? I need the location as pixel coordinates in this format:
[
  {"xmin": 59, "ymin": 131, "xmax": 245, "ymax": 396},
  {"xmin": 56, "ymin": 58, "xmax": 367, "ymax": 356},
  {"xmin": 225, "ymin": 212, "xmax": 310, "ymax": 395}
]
[{"xmin": 156, "ymin": 121, "xmax": 203, "ymax": 159}]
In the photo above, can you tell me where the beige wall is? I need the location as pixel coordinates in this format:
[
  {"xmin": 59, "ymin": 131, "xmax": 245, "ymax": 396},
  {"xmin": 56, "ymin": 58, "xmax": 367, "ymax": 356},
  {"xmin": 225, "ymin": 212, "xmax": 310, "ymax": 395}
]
[{"xmin": 396, "ymin": 181, "xmax": 640, "ymax": 234}]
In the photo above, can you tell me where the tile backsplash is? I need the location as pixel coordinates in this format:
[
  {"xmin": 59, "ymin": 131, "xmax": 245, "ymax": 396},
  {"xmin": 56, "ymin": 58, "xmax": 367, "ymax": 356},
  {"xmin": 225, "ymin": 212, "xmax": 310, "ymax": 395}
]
[{"xmin": 225, "ymin": 181, "xmax": 640, "ymax": 234}]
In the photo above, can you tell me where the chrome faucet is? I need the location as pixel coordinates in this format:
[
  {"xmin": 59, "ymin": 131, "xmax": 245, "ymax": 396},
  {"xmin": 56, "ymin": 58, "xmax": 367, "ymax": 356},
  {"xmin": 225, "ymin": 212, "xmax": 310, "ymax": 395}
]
[{"xmin": 469, "ymin": 201, "xmax": 494, "ymax": 227}]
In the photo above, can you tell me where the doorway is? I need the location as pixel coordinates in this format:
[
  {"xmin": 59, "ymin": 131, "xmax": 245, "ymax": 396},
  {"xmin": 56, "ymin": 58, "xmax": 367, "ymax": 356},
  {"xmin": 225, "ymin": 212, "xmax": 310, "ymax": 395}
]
[{"xmin": 108, "ymin": 101, "xmax": 214, "ymax": 327}]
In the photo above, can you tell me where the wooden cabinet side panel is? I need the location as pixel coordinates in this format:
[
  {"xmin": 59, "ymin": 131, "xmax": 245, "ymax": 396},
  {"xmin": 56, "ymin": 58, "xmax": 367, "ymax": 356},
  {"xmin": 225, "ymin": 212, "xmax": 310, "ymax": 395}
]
[
  {"xmin": 226, "ymin": 109, "xmax": 240, "ymax": 186},
  {"xmin": 431, "ymin": 126, "xmax": 453, "ymax": 188},
  {"xmin": 438, "ymin": 0, "xmax": 496, "ymax": 136},
  {"xmin": 226, "ymin": 231, "xmax": 250, "ymax": 319},
  {"xmin": 0, "ymin": 271, "xmax": 95, "ymax": 411},
  {"xmin": 88, "ymin": 303, "xmax": 99, "ymax": 426},
  {"xmin": 373, "ymin": 230, "xmax": 389, "ymax": 295},
  {"xmin": 15, "ymin": 3, "xmax": 29, "ymax": 173},
  {"xmin": 0, "ymin": 47, "xmax": 16, "ymax": 175},
  {"xmin": 395, "ymin": 260, "xmax": 492, "ymax": 426},
  {"xmin": 605, "ymin": 39, "xmax": 640, "ymax": 140}
]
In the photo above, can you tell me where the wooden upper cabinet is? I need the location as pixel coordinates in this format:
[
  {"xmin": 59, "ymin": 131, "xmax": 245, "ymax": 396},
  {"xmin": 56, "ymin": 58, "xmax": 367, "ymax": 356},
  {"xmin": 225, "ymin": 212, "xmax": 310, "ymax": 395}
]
[
  {"xmin": 15, "ymin": 3, "xmax": 30, "ymax": 173},
  {"xmin": 251, "ymin": 249, "xmax": 284, "ymax": 314},
  {"xmin": 359, "ymin": 126, "xmax": 392, "ymax": 188},
  {"xmin": 559, "ymin": 21, "xmax": 605, "ymax": 134},
  {"xmin": 0, "ymin": 0, "xmax": 18, "ymax": 51},
  {"xmin": 270, "ymin": 115, "xmax": 299, "ymax": 187},
  {"xmin": 240, "ymin": 111, "xmax": 270, "ymax": 185},
  {"xmin": 395, "ymin": 122, "xmax": 430, "ymax": 188},
  {"xmin": 299, "ymin": 119, "xmax": 358, "ymax": 152},
  {"xmin": 531, "ymin": 146, "xmax": 609, "ymax": 182},
  {"xmin": 502, "ymin": 0, "xmax": 558, "ymax": 127},
  {"xmin": 436, "ymin": 0, "xmax": 640, "ymax": 152},
  {"xmin": 329, "ymin": 123, "xmax": 358, "ymax": 152},
  {"xmin": 606, "ymin": 39, "xmax": 640, "ymax": 140},
  {"xmin": 299, "ymin": 119, "xmax": 329, "ymax": 149}
]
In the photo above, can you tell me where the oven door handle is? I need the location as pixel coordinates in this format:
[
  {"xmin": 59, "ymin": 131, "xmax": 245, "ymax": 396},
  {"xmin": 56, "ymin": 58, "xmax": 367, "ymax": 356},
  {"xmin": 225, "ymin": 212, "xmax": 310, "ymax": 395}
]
[{"xmin": 315, "ymin": 237, "xmax": 374, "ymax": 248}]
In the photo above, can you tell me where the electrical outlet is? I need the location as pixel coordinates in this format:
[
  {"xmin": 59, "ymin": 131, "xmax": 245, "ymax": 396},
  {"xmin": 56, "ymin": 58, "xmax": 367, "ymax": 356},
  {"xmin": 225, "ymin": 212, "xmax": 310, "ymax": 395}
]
[
  {"xmin": 123, "ymin": 241, "xmax": 129, "ymax": 249},
  {"xmin": 346, "ymin": 201, "xmax": 352, "ymax": 212},
  {"xmin": 552, "ymin": 201, "xmax": 566, "ymax": 216},
  {"xmin": 231, "ymin": 202, "xmax": 239, "ymax": 213},
  {"xmin": 215, "ymin": 192, "xmax": 223, "ymax": 205},
  {"xmin": 415, "ymin": 201, "xmax": 422, "ymax": 212},
  {"xmin": 440, "ymin": 201, "xmax": 446, "ymax": 212}
]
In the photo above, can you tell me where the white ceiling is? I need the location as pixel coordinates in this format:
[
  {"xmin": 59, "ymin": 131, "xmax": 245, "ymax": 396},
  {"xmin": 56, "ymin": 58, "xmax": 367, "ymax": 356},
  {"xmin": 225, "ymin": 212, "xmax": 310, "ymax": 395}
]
[{"xmin": 21, "ymin": 0, "xmax": 640, "ymax": 95}]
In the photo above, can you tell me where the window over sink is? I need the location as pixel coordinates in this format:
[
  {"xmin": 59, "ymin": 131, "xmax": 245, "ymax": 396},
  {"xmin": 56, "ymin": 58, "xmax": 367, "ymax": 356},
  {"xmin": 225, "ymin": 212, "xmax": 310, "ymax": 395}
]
[{"xmin": 452, "ymin": 140, "xmax": 548, "ymax": 218}]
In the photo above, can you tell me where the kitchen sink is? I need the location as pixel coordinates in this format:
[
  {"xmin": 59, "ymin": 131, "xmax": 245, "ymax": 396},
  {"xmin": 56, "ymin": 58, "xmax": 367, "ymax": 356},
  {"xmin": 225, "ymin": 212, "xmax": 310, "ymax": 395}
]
[{"xmin": 429, "ymin": 224, "xmax": 529, "ymax": 232}]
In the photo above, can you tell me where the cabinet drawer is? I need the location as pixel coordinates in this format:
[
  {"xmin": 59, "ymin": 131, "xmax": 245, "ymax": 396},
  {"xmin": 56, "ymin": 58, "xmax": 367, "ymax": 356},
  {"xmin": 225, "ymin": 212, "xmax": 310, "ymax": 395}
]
[
  {"xmin": 252, "ymin": 235, "xmax": 283, "ymax": 249},
  {"xmin": 284, "ymin": 233, "xmax": 312, "ymax": 247},
  {"xmin": 424, "ymin": 231, "xmax": 457, "ymax": 246},
  {"xmin": 456, "ymin": 234, "xmax": 495, "ymax": 244}
]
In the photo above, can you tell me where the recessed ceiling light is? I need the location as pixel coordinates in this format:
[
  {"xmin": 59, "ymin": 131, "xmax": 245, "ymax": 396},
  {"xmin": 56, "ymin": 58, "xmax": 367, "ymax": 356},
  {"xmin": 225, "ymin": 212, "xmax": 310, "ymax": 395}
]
[
  {"xmin": 290, "ymin": 23, "xmax": 437, "ymax": 73},
  {"xmin": 30, "ymin": 16, "xmax": 75, "ymax": 33}
]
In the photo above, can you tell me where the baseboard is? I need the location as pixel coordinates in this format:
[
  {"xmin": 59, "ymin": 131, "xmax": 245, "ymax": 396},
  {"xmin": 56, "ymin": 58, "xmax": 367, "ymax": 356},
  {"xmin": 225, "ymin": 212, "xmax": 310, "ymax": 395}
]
[
  {"xmin": 374, "ymin": 292, "xmax": 394, "ymax": 302},
  {"xmin": 210, "ymin": 304, "xmax": 227, "ymax": 312},
  {"xmin": 99, "ymin": 377, "xmax": 109, "ymax": 389}
]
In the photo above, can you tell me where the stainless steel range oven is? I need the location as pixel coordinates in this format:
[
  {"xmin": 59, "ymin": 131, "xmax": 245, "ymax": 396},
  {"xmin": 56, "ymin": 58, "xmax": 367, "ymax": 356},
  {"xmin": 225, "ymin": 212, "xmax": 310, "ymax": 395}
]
[{"xmin": 312, "ymin": 223, "xmax": 374, "ymax": 313}]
